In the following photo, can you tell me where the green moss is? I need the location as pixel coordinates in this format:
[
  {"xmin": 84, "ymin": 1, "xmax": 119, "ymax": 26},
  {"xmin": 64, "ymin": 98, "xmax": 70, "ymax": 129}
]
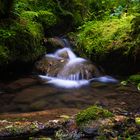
[
  {"xmin": 37, "ymin": 10, "xmax": 57, "ymax": 27},
  {"xmin": 135, "ymin": 117, "xmax": 140, "ymax": 125},
  {"xmin": 118, "ymin": 135, "xmax": 140, "ymax": 140},
  {"xmin": 76, "ymin": 105, "xmax": 113, "ymax": 125},
  {"xmin": 76, "ymin": 15, "xmax": 134, "ymax": 58},
  {"xmin": 0, "ymin": 45, "xmax": 9, "ymax": 64},
  {"xmin": 96, "ymin": 135, "xmax": 108, "ymax": 140},
  {"xmin": 0, "ymin": 28, "xmax": 16, "ymax": 40},
  {"xmin": 21, "ymin": 11, "xmax": 38, "ymax": 21},
  {"xmin": 128, "ymin": 74, "xmax": 140, "ymax": 84},
  {"xmin": 14, "ymin": 0, "xmax": 29, "ymax": 14},
  {"xmin": 0, "ymin": 21, "xmax": 45, "ymax": 64},
  {"xmin": 27, "ymin": 0, "xmax": 56, "ymax": 12},
  {"xmin": 21, "ymin": 10, "xmax": 57, "ymax": 28},
  {"xmin": 6, "ymin": 125, "xmax": 22, "ymax": 135},
  {"xmin": 12, "ymin": 25, "xmax": 44, "ymax": 62}
]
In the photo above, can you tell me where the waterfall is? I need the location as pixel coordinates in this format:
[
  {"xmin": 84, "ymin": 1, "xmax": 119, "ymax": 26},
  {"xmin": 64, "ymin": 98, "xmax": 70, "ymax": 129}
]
[
  {"xmin": 55, "ymin": 48, "xmax": 77, "ymax": 59},
  {"xmin": 38, "ymin": 38, "xmax": 118, "ymax": 88}
]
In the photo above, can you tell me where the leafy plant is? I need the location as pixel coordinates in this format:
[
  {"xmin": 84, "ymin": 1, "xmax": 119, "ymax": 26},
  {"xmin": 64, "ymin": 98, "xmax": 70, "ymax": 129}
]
[
  {"xmin": 0, "ymin": 45, "xmax": 9, "ymax": 64},
  {"xmin": 37, "ymin": 10, "xmax": 57, "ymax": 27},
  {"xmin": 21, "ymin": 11, "xmax": 38, "ymax": 21}
]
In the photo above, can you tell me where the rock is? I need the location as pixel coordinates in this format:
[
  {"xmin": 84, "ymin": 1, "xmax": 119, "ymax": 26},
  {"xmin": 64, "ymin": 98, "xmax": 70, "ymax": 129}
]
[
  {"xmin": 56, "ymin": 50, "xmax": 69, "ymax": 59},
  {"xmin": 66, "ymin": 120, "xmax": 77, "ymax": 132},
  {"xmin": 114, "ymin": 115, "xmax": 128, "ymax": 123},
  {"xmin": 35, "ymin": 55, "xmax": 100, "ymax": 79},
  {"xmin": 35, "ymin": 56, "xmax": 67, "ymax": 76},
  {"xmin": 0, "ymin": 119, "xmax": 63, "ymax": 138},
  {"xmin": 43, "ymin": 37, "xmax": 65, "ymax": 53},
  {"xmin": 29, "ymin": 137, "xmax": 52, "ymax": 140},
  {"xmin": 83, "ymin": 127, "xmax": 98, "ymax": 137},
  {"xmin": 58, "ymin": 60, "xmax": 100, "ymax": 80}
]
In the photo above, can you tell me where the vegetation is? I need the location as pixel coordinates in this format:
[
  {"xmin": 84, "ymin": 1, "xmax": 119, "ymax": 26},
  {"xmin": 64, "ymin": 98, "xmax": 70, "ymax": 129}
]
[
  {"xmin": 0, "ymin": 0, "xmax": 89, "ymax": 68},
  {"xmin": 0, "ymin": 1, "xmax": 140, "ymax": 139},
  {"xmin": 70, "ymin": 12, "xmax": 140, "ymax": 74},
  {"xmin": 121, "ymin": 74, "xmax": 140, "ymax": 90},
  {"xmin": 75, "ymin": 15, "xmax": 134, "ymax": 58},
  {"xmin": 128, "ymin": 74, "xmax": 140, "ymax": 84},
  {"xmin": 76, "ymin": 105, "xmax": 113, "ymax": 125},
  {"xmin": 0, "ymin": 0, "xmax": 140, "ymax": 75}
]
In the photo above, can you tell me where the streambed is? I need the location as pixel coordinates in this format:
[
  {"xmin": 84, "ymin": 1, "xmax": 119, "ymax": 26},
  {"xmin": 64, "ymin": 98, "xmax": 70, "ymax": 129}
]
[
  {"xmin": 0, "ymin": 75, "xmax": 140, "ymax": 119},
  {"xmin": 0, "ymin": 46, "xmax": 140, "ymax": 121}
]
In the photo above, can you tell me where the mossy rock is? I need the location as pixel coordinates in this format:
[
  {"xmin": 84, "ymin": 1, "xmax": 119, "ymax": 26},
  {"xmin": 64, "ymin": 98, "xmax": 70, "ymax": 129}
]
[
  {"xmin": 128, "ymin": 74, "xmax": 140, "ymax": 84},
  {"xmin": 0, "ymin": 20, "xmax": 45, "ymax": 65},
  {"xmin": 76, "ymin": 105, "xmax": 113, "ymax": 125},
  {"xmin": 75, "ymin": 15, "xmax": 134, "ymax": 58}
]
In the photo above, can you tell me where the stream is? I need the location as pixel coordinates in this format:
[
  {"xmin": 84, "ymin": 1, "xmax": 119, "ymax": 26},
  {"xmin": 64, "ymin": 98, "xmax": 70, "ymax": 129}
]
[
  {"xmin": 0, "ymin": 41, "xmax": 140, "ymax": 119},
  {"xmin": 0, "ymin": 47, "xmax": 140, "ymax": 119},
  {"xmin": 0, "ymin": 72, "xmax": 140, "ymax": 117},
  {"xmin": 0, "ymin": 44, "xmax": 140, "ymax": 139}
]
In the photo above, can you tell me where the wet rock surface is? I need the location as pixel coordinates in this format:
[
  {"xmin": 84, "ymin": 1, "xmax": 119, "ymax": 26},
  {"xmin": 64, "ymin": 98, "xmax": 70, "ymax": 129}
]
[
  {"xmin": 35, "ymin": 48, "xmax": 100, "ymax": 80},
  {"xmin": 58, "ymin": 60, "xmax": 100, "ymax": 80},
  {"xmin": 43, "ymin": 37, "xmax": 66, "ymax": 51},
  {"xmin": 35, "ymin": 56, "xmax": 68, "ymax": 76},
  {"xmin": 0, "ymin": 118, "xmax": 63, "ymax": 139},
  {"xmin": 0, "ymin": 112, "xmax": 140, "ymax": 139}
]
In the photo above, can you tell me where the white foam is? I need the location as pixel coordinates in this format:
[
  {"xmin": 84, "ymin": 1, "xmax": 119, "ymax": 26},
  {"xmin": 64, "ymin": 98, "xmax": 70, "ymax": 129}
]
[
  {"xmin": 66, "ymin": 57, "xmax": 86, "ymax": 66},
  {"xmin": 55, "ymin": 48, "xmax": 77, "ymax": 60},
  {"xmin": 39, "ymin": 75, "xmax": 89, "ymax": 88},
  {"xmin": 45, "ymin": 54, "xmax": 61, "ymax": 59},
  {"xmin": 89, "ymin": 76, "xmax": 118, "ymax": 83}
]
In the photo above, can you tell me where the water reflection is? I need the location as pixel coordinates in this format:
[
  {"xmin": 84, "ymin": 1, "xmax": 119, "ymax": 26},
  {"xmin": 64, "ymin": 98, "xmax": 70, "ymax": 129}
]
[{"xmin": 0, "ymin": 76, "xmax": 139, "ymax": 115}]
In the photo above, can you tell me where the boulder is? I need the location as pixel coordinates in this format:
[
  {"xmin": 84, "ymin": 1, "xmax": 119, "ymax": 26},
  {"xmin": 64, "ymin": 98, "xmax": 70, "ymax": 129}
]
[
  {"xmin": 43, "ymin": 37, "xmax": 66, "ymax": 53},
  {"xmin": 57, "ymin": 60, "xmax": 100, "ymax": 80},
  {"xmin": 35, "ymin": 56, "xmax": 68, "ymax": 76},
  {"xmin": 35, "ymin": 55, "xmax": 100, "ymax": 79}
]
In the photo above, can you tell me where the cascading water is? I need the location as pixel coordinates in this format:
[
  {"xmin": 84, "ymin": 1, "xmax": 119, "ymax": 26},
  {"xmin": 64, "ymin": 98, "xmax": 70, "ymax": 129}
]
[{"xmin": 38, "ymin": 39, "xmax": 118, "ymax": 88}]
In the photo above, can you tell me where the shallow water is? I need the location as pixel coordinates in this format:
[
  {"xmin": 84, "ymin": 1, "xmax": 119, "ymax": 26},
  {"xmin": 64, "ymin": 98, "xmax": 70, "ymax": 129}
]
[{"xmin": 0, "ymin": 76, "xmax": 140, "ymax": 116}]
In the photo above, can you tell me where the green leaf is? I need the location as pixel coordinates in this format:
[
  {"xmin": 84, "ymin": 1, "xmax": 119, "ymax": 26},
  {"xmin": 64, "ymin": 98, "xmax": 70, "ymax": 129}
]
[{"xmin": 137, "ymin": 83, "xmax": 140, "ymax": 91}]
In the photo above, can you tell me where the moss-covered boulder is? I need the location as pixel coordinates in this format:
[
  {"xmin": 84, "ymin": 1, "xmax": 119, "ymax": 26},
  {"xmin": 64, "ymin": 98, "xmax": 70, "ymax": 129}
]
[
  {"xmin": 76, "ymin": 105, "xmax": 113, "ymax": 125},
  {"xmin": 69, "ymin": 15, "xmax": 140, "ymax": 75},
  {"xmin": 0, "ymin": 21, "xmax": 44, "ymax": 64}
]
